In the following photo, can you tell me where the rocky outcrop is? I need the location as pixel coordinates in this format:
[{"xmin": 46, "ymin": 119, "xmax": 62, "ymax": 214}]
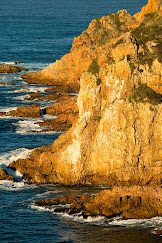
[
  {"xmin": 0, "ymin": 64, "xmax": 27, "ymax": 73},
  {"xmin": 9, "ymin": 1, "xmax": 162, "ymax": 186},
  {"xmin": 0, "ymin": 167, "xmax": 15, "ymax": 181},
  {"xmin": 45, "ymin": 84, "xmax": 80, "ymax": 93},
  {"xmin": 0, "ymin": 104, "xmax": 41, "ymax": 118},
  {"xmin": 35, "ymin": 186, "xmax": 162, "ymax": 219},
  {"xmin": 37, "ymin": 97, "xmax": 79, "ymax": 132},
  {"xmin": 45, "ymin": 96, "xmax": 78, "ymax": 116},
  {"xmin": 134, "ymin": 0, "xmax": 161, "ymax": 23},
  {"xmin": 37, "ymin": 113, "xmax": 78, "ymax": 132},
  {"xmin": 25, "ymin": 92, "xmax": 70, "ymax": 101}
]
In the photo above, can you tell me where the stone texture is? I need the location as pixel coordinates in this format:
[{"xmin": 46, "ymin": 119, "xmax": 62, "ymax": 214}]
[
  {"xmin": 35, "ymin": 186, "xmax": 162, "ymax": 219},
  {"xmin": 0, "ymin": 167, "xmax": 15, "ymax": 181},
  {"xmin": 45, "ymin": 96, "xmax": 78, "ymax": 116},
  {"xmin": 134, "ymin": 0, "xmax": 161, "ymax": 23},
  {"xmin": 25, "ymin": 92, "xmax": 70, "ymax": 101},
  {"xmin": 0, "ymin": 64, "xmax": 27, "ymax": 73},
  {"xmin": 37, "ymin": 113, "xmax": 78, "ymax": 132},
  {"xmin": 0, "ymin": 104, "xmax": 41, "ymax": 118}
]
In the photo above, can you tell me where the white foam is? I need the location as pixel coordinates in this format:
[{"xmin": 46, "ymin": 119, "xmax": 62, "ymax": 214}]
[
  {"xmin": 151, "ymin": 227, "xmax": 162, "ymax": 236},
  {"xmin": 13, "ymin": 76, "xmax": 23, "ymax": 80},
  {"xmin": 13, "ymin": 94, "xmax": 29, "ymax": 100},
  {"xmin": 0, "ymin": 148, "xmax": 32, "ymax": 183},
  {"xmin": 0, "ymin": 61, "xmax": 16, "ymax": 65},
  {"xmin": 33, "ymin": 203, "xmax": 162, "ymax": 228},
  {"xmin": 14, "ymin": 118, "xmax": 44, "ymax": 134},
  {"xmin": 36, "ymin": 190, "xmax": 60, "ymax": 198},
  {"xmin": 9, "ymin": 86, "xmax": 48, "ymax": 94},
  {"xmin": 8, "ymin": 88, "xmax": 30, "ymax": 93},
  {"xmin": 0, "ymin": 180, "xmax": 36, "ymax": 191},
  {"xmin": 28, "ymin": 86, "xmax": 47, "ymax": 93},
  {"xmin": 30, "ymin": 204, "xmax": 55, "ymax": 212},
  {"xmin": 12, "ymin": 116, "xmax": 63, "ymax": 134},
  {"xmin": 0, "ymin": 76, "xmax": 7, "ymax": 81},
  {"xmin": 42, "ymin": 114, "xmax": 57, "ymax": 120},
  {"xmin": 108, "ymin": 216, "xmax": 162, "ymax": 228},
  {"xmin": 0, "ymin": 148, "xmax": 32, "ymax": 167},
  {"xmin": 0, "ymin": 106, "xmax": 17, "ymax": 113},
  {"xmin": 76, "ymin": 215, "xmax": 105, "ymax": 222}
]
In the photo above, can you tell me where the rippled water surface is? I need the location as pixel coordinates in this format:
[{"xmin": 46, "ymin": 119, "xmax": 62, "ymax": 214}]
[{"xmin": 0, "ymin": 0, "xmax": 161, "ymax": 242}]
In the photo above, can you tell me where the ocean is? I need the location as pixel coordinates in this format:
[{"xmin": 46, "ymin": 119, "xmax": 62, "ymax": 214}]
[{"xmin": 0, "ymin": 0, "xmax": 161, "ymax": 242}]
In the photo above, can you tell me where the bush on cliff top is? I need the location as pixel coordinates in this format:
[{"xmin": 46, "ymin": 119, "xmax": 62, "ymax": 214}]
[
  {"xmin": 87, "ymin": 58, "xmax": 100, "ymax": 75},
  {"xmin": 131, "ymin": 13, "xmax": 162, "ymax": 65},
  {"xmin": 129, "ymin": 84, "xmax": 162, "ymax": 105}
]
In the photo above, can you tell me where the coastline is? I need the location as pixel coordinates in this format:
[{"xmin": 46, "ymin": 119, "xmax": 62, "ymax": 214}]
[{"xmin": 0, "ymin": 0, "xmax": 162, "ymax": 223}]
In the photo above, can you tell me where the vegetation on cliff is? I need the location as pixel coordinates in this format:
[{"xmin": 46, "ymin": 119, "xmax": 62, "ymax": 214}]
[{"xmin": 128, "ymin": 84, "xmax": 162, "ymax": 104}]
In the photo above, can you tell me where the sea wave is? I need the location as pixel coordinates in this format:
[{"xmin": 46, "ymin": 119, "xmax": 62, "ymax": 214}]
[
  {"xmin": 14, "ymin": 118, "xmax": 63, "ymax": 134},
  {"xmin": 0, "ymin": 61, "xmax": 19, "ymax": 65},
  {"xmin": 0, "ymin": 148, "xmax": 33, "ymax": 183},
  {"xmin": 0, "ymin": 106, "xmax": 18, "ymax": 113},
  {"xmin": 14, "ymin": 118, "xmax": 43, "ymax": 134},
  {"xmin": 31, "ymin": 203, "xmax": 162, "ymax": 229},
  {"xmin": 13, "ymin": 94, "xmax": 29, "ymax": 100},
  {"xmin": 0, "ymin": 180, "xmax": 36, "ymax": 191},
  {"xmin": 0, "ymin": 148, "xmax": 32, "ymax": 167},
  {"xmin": 108, "ymin": 216, "xmax": 162, "ymax": 228}
]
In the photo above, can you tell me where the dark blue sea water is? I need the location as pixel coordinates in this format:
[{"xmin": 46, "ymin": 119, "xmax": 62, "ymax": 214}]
[{"xmin": 0, "ymin": 0, "xmax": 162, "ymax": 242}]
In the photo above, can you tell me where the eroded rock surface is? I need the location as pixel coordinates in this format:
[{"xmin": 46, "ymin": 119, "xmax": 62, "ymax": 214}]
[
  {"xmin": 0, "ymin": 64, "xmax": 27, "ymax": 73},
  {"xmin": 0, "ymin": 104, "xmax": 41, "ymax": 118},
  {"xmin": 0, "ymin": 167, "xmax": 15, "ymax": 181},
  {"xmin": 35, "ymin": 186, "xmax": 162, "ymax": 219}
]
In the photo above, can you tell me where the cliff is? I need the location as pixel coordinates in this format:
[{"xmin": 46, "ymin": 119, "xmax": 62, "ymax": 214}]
[{"xmin": 9, "ymin": 0, "xmax": 162, "ymax": 186}]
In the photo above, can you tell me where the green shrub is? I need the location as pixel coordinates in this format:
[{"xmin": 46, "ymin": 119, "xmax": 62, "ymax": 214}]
[
  {"xmin": 129, "ymin": 84, "xmax": 162, "ymax": 105},
  {"xmin": 138, "ymin": 52, "xmax": 154, "ymax": 67},
  {"xmin": 131, "ymin": 20, "xmax": 162, "ymax": 64},
  {"xmin": 114, "ymin": 14, "xmax": 123, "ymax": 32},
  {"xmin": 98, "ymin": 30, "xmax": 110, "ymax": 46},
  {"xmin": 93, "ymin": 116, "xmax": 101, "ymax": 122},
  {"xmin": 106, "ymin": 54, "xmax": 115, "ymax": 64},
  {"xmin": 95, "ymin": 18, "xmax": 102, "ymax": 30},
  {"xmin": 96, "ymin": 78, "xmax": 102, "ymax": 86},
  {"xmin": 126, "ymin": 55, "xmax": 136, "ymax": 72},
  {"xmin": 127, "ymin": 54, "xmax": 131, "ymax": 61},
  {"xmin": 87, "ymin": 58, "xmax": 100, "ymax": 75}
]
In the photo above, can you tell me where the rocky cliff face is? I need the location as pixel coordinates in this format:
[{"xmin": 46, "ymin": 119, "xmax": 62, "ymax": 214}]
[{"xmin": 9, "ymin": 0, "xmax": 162, "ymax": 186}]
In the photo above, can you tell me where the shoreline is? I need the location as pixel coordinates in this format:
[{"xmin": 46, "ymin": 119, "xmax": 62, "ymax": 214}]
[{"xmin": 0, "ymin": 0, "xmax": 162, "ymax": 225}]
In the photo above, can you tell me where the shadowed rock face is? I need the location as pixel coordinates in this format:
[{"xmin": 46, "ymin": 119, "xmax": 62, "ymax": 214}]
[
  {"xmin": 0, "ymin": 64, "xmax": 27, "ymax": 73},
  {"xmin": 35, "ymin": 186, "xmax": 162, "ymax": 219},
  {"xmin": 8, "ymin": 1, "xmax": 162, "ymax": 186}
]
